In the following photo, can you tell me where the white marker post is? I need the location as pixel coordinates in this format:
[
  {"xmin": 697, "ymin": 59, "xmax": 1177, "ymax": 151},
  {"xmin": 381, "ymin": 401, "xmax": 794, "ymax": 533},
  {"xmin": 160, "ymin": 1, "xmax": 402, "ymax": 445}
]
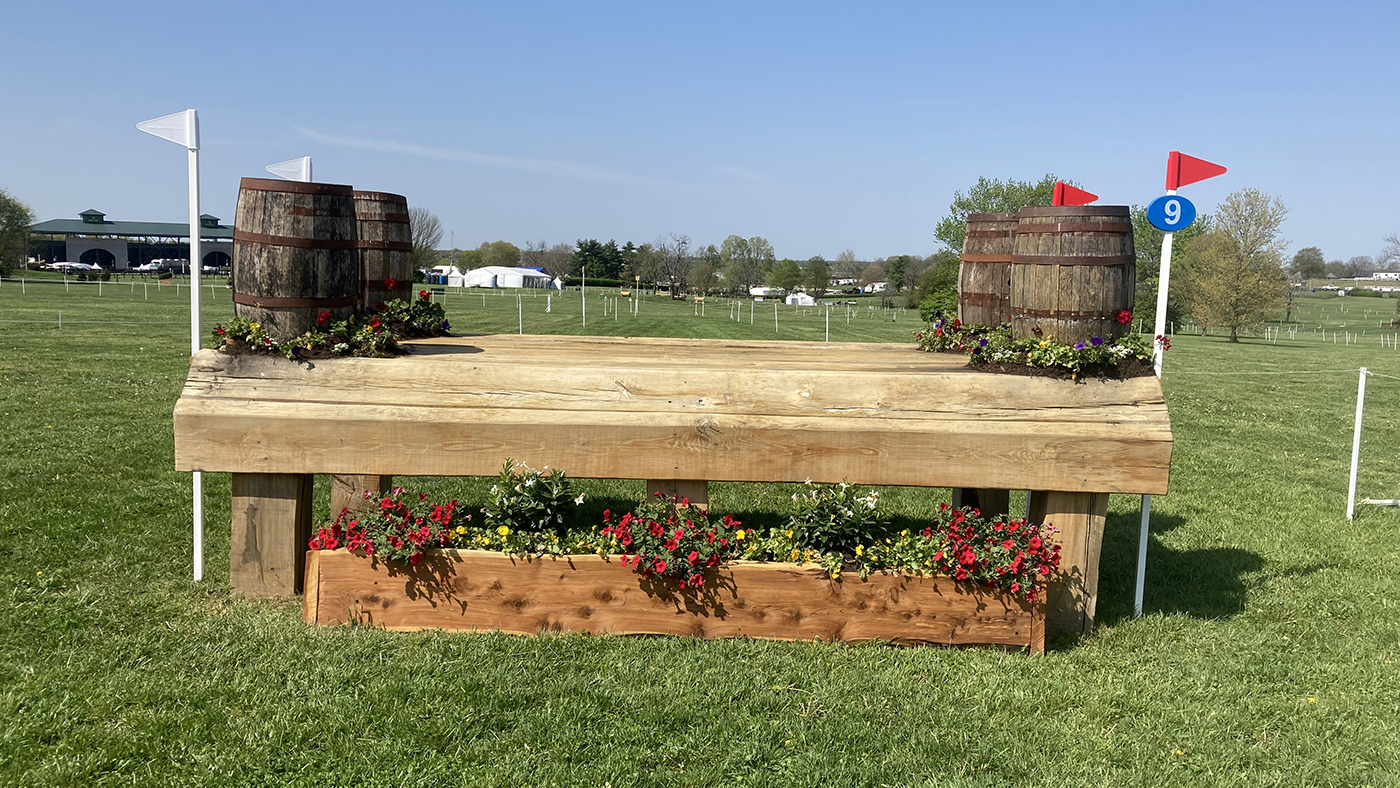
[
  {"xmin": 1136, "ymin": 187, "xmax": 1177, "ymax": 616},
  {"xmin": 1347, "ymin": 367, "xmax": 1369, "ymax": 520},
  {"xmin": 138, "ymin": 108, "xmax": 203, "ymax": 582}
]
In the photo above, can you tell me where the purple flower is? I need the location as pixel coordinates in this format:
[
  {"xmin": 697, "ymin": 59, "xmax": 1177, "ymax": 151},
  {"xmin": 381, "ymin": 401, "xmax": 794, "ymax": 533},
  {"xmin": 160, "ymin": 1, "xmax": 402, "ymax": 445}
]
[
  {"xmin": 979, "ymin": 338, "xmax": 988, "ymax": 347},
  {"xmin": 1090, "ymin": 336, "xmax": 1103, "ymax": 346},
  {"xmin": 441, "ymin": 320, "xmax": 451, "ymax": 331},
  {"xmin": 1074, "ymin": 342, "xmax": 1086, "ymax": 350}
]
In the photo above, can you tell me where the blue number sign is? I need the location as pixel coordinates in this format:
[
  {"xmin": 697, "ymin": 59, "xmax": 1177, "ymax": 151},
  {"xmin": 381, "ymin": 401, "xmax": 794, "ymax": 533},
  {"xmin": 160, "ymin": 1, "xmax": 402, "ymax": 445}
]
[{"xmin": 1147, "ymin": 194, "xmax": 1197, "ymax": 232}]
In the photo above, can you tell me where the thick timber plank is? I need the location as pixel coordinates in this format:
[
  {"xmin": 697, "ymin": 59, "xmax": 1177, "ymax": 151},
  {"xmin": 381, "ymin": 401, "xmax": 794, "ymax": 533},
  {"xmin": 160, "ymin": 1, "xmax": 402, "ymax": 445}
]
[{"xmin": 230, "ymin": 472, "xmax": 313, "ymax": 597}]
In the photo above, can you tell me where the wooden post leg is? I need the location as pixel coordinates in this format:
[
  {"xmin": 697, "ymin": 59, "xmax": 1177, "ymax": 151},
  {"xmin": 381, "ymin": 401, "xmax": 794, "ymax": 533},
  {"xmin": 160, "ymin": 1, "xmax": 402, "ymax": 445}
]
[
  {"xmin": 1029, "ymin": 490, "xmax": 1109, "ymax": 640},
  {"xmin": 230, "ymin": 472, "xmax": 314, "ymax": 597},
  {"xmin": 330, "ymin": 474, "xmax": 392, "ymax": 519},
  {"xmin": 646, "ymin": 480, "xmax": 709, "ymax": 512},
  {"xmin": 951, "ymin": 488, "xmax": 1011, "ymax": 520}
]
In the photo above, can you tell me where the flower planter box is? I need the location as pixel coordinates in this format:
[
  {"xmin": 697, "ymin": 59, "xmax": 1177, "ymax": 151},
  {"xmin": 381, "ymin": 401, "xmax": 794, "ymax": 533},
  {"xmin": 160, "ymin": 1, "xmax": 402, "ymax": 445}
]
[{"xmin": 303, "ymin": 549, "xmax": 1045, "ymax": 653}]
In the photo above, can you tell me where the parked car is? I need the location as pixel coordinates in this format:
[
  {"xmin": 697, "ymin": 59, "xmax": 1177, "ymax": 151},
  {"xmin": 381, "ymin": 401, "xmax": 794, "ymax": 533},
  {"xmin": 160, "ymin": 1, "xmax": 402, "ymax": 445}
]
[
  {"xmin": 50, "ymin": 262, "xmax": 104, "ymax": 274},
  {"xmin": 131, "ymin": 262, "xmax": 162, "ymax": 273}
]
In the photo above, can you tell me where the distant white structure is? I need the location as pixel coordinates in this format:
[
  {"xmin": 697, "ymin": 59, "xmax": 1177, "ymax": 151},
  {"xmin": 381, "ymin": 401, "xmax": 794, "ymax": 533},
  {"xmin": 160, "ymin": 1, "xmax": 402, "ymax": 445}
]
[
  {"xmin": 785, "ymin": 292, "xmax": 816, "ymax": 306},
  {"xmin": 749, "ymin": 286, "xmax": 785, "ymax": 298},
  {"xmin": 1370, "ymin": 272, "xmax": 1400, "ymax": 280},
  {"xmin": 862, "ymin": 281, "xmax": 889, "ymax": 293},
  {"xmin": 430, "ymin": 265, "xmax": 558, "ymax": 289}
]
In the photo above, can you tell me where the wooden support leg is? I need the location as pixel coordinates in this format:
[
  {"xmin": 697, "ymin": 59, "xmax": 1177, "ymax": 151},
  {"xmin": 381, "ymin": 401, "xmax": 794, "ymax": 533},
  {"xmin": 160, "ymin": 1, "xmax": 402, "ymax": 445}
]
[
  {"xmin": 646, "ymin": 479, "xmax": 709, "ymax": 512},
  {"xmin": 230, "ymin": 473, "xmax": 314, "ymax": 597},
  {"xmin": 951, "ymin": 488, "xmax": 1011, "ymax": 520},
  {"xmin": 1029, "ymin": 490, "xmax": 1109, "ymax": 641},
  {"xmin": 330, "ymin": 474, "xmax": 392, "ymax": 519}
]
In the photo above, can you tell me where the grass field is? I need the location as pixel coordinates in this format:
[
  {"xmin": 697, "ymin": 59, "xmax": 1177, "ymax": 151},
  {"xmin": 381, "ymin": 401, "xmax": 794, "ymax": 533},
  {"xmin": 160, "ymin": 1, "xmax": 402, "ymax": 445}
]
[{"xmin": 2, "ymin": 275, "xmax": 1398, "ymax": 786}]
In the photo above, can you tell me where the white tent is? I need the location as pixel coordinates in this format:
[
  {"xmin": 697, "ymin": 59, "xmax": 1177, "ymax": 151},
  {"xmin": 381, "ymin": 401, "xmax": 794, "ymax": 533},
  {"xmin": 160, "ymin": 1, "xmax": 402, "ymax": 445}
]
[
  {"xmin": 431, "ymin": 265, "xmax": 558, "ymax": 289},
  {"xmin": 785, "ymin": 292, "xmax": 816, "ymax": 306}
]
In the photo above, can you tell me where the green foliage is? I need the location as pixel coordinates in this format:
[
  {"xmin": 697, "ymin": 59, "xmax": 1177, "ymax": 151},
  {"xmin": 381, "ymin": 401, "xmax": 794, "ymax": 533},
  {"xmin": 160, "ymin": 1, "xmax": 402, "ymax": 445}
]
[
  {"xmin": 211, "ymin": 294, "xmax": 449, "ymax": 359},
  {"xmin": 478, "ymin": 240, "xmax": 522, "ymax": 268},
  {"xmin": 720, "ymin": 235, "xmax": 775, "ymax": 293},
  {"xmin": 576, "ymin": 239, "xmax": 624, "ymax": 279},
  {"xmin": 918, "ymin": 291, "xmax": 958, "ymax": 322},
  {"xmin": 912, "ymin": 250, "xmax": 959, "ymax": 312},
  {"xmin": 933, "ymin": 174, "xmax": 1059, "ymax": 253},
  {"xmin": 1178, "ymin": 188, "xmax": 1290, "ymax": 342},
  {"xmin": 1130, "ymin": 204, "xmax": 1211, "ymax": 325},
  {"xmin": 805, "ymin": 256, "xmax": 831, "ymax": 296},
  {"xmin": 597, "ymin": 495, "xmax": 745, "ymax": 587},
  {"xmin": 0, "ymin": 187, "xmax": 35, "ymax": 273},
  {"xmin": 767, "ymin": 258, "xmax": 803, "ymax": 292},
  {"xmin": 1290, "ymin": 246, "xmax": 1327, "ymax": 279},
  {"xmin": 456, "ymin": 247, "xmax": 483, "ymax": 269},
  {"xmin": 316, "ymin": 488, "xmax": 466, "ymax": 566},
  {"xmin": 886, "ymin": 255, "xmax": 911, "ymax": 292},
  {"xmin": 481, "ymin": 460, "xmax": 580, "ymax": 538},
  {"xmin": 784, "ymin": 481, "xmax": 885, "ymax": 553}
]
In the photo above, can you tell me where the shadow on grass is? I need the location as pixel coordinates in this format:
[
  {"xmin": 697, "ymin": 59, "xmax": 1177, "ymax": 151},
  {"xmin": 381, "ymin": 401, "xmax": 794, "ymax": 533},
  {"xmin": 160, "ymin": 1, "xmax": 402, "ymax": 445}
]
[{"xmin": 1095, "ymin": 510, "xmax": 1265, "ymax": 627}]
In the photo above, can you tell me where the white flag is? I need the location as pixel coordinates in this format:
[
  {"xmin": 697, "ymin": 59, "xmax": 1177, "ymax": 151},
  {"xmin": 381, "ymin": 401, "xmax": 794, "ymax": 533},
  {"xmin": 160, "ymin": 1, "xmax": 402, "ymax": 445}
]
[
  {"xmin": 137, "ymin": 109, "xmax": 198, "ymax": 149},
  {"xmin": 265, "ymin": 156, "xmax": 313, "ymax": 183}
]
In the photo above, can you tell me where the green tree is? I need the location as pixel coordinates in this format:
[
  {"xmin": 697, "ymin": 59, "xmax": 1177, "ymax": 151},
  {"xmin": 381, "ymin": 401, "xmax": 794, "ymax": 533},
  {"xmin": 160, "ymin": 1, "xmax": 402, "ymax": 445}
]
[
  {"xmin": 478, "ymin": 240, "xmax": 521, "ymax": 268},
  {"xmin": 886, "ymin": 255, "xmax": 912, "ymax": 292},
  {"xmin": 933, "ymin": 174, "xmax": 1059, "ymax": 253},
  {"xmin": 768, "ymin": 259, "xmax": 802, "ymax": 293},
  {"xmin": 456, "ymin": 248, "xmax": 482, "ymax": 269},
  {"xmin": 912, "ymin": 250, "xmax": 959, "ymax": 316},
  {"xmin": 1289, "ymin": 246, "xmax": 1326, "ymax": 280},
  {"xmin": 574, "ymin": 239, "xmax": 623, "ymax": 279},
  {"xmin": 719, "ymin": 235, "xmax": 774, "ymax": 293},
  {"xmin": 805, "ymin": 256, "xmax": 831, "ymax": 297},
  {"xmin": 688, "ymin": 245, "xmax": 722, "ymax": 294},
  {"xmin": 1178, "ymin": 188, "xmax": 1290, "ymax": 342},
  {"xmin": 0, "ymin": 188, "xmax": 35, "ymax": 273},
  {"xmin": 1130, "ymin": 204, "xmax": 1212, "ymax": 324}
]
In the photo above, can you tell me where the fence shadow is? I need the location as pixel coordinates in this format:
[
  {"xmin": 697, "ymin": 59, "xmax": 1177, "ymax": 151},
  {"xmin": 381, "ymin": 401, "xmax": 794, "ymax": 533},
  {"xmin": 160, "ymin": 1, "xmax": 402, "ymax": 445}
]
[{"xmin": 1095, "ymin": 509, "xmax": 1264, "ymax": 627}]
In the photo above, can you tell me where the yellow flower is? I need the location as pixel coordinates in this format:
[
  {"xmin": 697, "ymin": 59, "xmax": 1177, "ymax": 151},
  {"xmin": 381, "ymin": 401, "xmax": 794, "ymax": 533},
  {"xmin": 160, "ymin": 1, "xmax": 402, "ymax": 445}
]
[
  {"xmin": 790, "ymin": 549, "xmax": 801, "ymax": 562},
  {"xmin": 901, "ymin": 529, "xmax": 909, "ymax": 537},
  {"xmin": 785, "ymin": 529, "xmax": 794, "ymax": 538},
  {"xmin": 249, "ymin": 322, "xmax": 261, "ymax": 331},
  {"xmin": 735, "ymin": 529, "xmax": 745, "ymax": 540},
  {"xmin": 455, "ymin": 526, "xmax": 466, "ymax": 535},
  {"xmin": 1038, "ymin": 340, "xmax": 1047, "ymax": 348},
  {"xmin": 497, "ymin": 525, "xmax": 510, "ymax": 536},
  {"xmin": 855, "ymin": 544, "xmax": 864, "ymax": 556}
]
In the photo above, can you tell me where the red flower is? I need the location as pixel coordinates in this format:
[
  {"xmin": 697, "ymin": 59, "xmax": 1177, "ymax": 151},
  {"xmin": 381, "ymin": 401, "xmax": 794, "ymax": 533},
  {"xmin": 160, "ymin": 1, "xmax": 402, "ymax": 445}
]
[
  {"xmin": 688, "ymin": 550, "xmax": 699, "ymax": 565},
  {"xmin": 664, "ymin": 539, "xmax": 679, "ymax": 551},
  {"xmin": 689, "ymin": 575, "xmax": 704, "ymax": 588},
  {"xmin": 955, "ymin": 568, "xmax": 968, "ymax": 580},
  {"xmin": 369, "ymin": 316, "xmax": 381, "ymax": 329},
  {"xmin": 419, "ymin": 289, "xmax": 430, "ymax": 300},
  {"xmin": 648, "ymin": 521, "xmax": 664, "ymax": 537},
  {"xmin": 317, "ymin": 310, "xmax": 331, "ymax": 325},
  {"xmin": 384, "ymin": 277, "xmax": 397, "ymax": 290},
  {"xmin": 409, "ymin": 552, "xmax": 423, "ymax": 565},
  {"xmin": 216, "ymin": 325, "xmax": 226, "ymax": 336},
  {"xmin": 1116, "ymin": 309, "xmax": 1132, "ymax": 325},
  {"xmin": 621, "ymin": 533, "xmax": 632, "ymax": 547},
  {"xmin": 1010, "ymin": 582, "xmax": 1020, "ymax": 594},
  {"xmin": 1029, "ymin": 536, "xmax": 1042, "ymax": 550},
  {"xmin": 308, "ymin": 538, "xmax": 323, "ymax": 550},
  {"xmin": 654, "ymin": 559, "xmax": 667, "ymax": 574},
  {"xmin": 1002, "ymin": 539, "xmax": 1015, "ymax": 550}
]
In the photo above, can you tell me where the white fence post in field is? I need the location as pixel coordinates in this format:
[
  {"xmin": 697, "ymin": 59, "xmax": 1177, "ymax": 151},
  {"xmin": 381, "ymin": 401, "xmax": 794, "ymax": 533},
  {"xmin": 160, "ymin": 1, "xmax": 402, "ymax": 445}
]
[{"xmin": 1347, "ymin": 367, "xmax": 1369, "ymax": 520}]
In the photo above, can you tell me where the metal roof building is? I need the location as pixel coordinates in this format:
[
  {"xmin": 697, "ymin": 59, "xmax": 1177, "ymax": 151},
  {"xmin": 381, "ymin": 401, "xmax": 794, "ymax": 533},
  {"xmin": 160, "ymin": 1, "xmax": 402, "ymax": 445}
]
[{"xmin": 30, "ymin": 209, "xmax": 234, "ymax": 270}]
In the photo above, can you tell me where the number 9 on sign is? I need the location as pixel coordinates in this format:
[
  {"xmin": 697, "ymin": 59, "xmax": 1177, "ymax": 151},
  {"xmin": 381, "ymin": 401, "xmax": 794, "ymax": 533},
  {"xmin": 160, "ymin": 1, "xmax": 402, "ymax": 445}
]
[{"xmin": 1147, "ymin": 194, "xmax": 1197, "ymax": 232}]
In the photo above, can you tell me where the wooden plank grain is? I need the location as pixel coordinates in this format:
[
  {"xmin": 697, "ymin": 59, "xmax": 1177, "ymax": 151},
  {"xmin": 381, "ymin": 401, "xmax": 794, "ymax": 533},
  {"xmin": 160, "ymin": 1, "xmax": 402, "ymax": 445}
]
[{"xmin": 307, "ymin": 549, "xmax": 1043, "ymax": 650}]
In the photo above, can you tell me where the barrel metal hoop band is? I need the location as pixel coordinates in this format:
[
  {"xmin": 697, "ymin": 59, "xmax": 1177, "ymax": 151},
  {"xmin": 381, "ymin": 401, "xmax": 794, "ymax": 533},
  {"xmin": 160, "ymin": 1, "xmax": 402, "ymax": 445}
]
[
  {"xmin": 232, "ymin": 292, "xmax": 359, "ymax": 309},
  {"xmin": 961, "ymin": 292, "xmax": 1010, "ymax": 307},
  {"xmin": 1010, "ymin": 254, "xmax": 1136, "ymax": 266},
  {"xmin": 358, "ymin": 214, "xmax": 411, "ymax": 225},
  {"xmin": 357, "ymin": 240, "xmax": 414, "ymax": 252},
  {"xmin": 239, "ymin": 177, "xmax": 354, "ymax": 196},
  {"xmin": 352, "ymin": 191, "xmax": 409, "ymax": 205},
  {"xmin": 960, "ymin": 254, "xmax": 1014, "ymax": 263},
  {"xmin": 965, "ymin": 230, "xmax": 1015, "ymax": 238},
  {"xmin": 1015, "ymin": 222, "xmax": 1133, "ymax": 234},
  {"xmin": 288, "ymin": 205, "xmax": 352, "ymax": 218},
  {"xmin": 234, "ymin": 229, "xmax": 359, "ymax": 250},
  {"xmin": 1015, "ymin": 308, "xmax": 1123, "ymax": 319}
]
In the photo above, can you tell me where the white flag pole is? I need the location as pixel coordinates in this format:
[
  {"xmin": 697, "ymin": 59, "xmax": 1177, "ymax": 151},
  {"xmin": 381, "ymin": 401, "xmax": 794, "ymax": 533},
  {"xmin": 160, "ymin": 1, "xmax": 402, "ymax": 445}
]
[
  {"xmin": 139, "ymin": 108, "xmax": 203, "ymax": 582},
  {"xmin": 1136, "ymin": 187, "xmax": 1176, "ymax": 618},
  {"xmin": 1347, "ymin": 367, "xmax": 1369, "ymax": 520}
]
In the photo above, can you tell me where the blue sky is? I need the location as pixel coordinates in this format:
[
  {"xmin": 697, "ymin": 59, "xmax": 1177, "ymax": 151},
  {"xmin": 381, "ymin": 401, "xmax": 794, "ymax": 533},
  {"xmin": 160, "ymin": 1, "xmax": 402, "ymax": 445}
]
[{"xmin": 2, "ymin": 1, "xmax": 1396, "ymax": 261}]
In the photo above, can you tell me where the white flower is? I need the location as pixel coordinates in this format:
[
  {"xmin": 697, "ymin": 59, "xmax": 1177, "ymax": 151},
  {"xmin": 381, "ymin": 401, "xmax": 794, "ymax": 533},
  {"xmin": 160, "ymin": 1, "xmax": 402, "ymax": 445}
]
[{"xmin": 575, "ymin": 494, "xmax": 586, "ymax": 505}]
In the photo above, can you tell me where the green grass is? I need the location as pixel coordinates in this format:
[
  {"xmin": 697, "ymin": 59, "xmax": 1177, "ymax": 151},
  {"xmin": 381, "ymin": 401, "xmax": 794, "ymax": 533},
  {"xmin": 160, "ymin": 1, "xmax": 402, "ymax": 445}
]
[{"xmin": 2, "ymin": 282, "xmax": 1398, "ymax": 786}]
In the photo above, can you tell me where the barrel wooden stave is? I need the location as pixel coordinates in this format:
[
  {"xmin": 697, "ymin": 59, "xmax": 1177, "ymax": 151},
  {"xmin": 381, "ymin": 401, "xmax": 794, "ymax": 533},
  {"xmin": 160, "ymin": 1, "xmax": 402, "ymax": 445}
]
[
  {"xmin": 233, "ymin": 178, "xmax": 359, "ymax": 338},
  {"xmin": 1009, "ymin": 206, "xmax": 1135, "ymax": 344},
  {"xmin": 354, "ymin": 190, "xmax": 413, "ymax": 310},
  {"xmin": 958, "ymin": 212, "xmax": 1018, "ymax": 326}
]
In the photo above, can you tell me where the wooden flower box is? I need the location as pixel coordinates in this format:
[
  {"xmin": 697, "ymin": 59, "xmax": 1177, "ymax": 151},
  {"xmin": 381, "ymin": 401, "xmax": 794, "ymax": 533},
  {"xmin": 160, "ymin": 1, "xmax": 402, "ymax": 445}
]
[{"xmin": 303, "ymin": 549, "xmax": 1045, "ymax": 653}]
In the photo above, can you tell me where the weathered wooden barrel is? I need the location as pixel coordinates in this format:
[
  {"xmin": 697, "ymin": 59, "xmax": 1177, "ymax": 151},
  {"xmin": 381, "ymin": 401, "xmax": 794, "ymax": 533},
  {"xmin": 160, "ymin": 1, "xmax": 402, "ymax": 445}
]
[
  {"xmin": 958, "ymin": 212, "xmax": 1018, "ymax": 326},
  {"xmin": 1010, "ymin": 206, "xmax": 1136, "ymax": 343},
  {"xmin": 232, "ymin": 178, "xmax": 359, "ymax": 338},
  {"xmin": 354, "ymin": 190, "xmax": 413, "ymax": 309}
]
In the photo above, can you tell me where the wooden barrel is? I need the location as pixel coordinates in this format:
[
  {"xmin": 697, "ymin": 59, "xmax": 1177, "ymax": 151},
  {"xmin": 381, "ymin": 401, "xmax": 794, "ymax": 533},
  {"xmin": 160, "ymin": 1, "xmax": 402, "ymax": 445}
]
[
  {"xmin": 233, "ymin": 178, "xmax": 358, "ymax": 338},
  {"xmin": 1010, "ymin": 206, "xmax": 1135, "ymax": 343},
  {"xmin": 354, "ymin": 190, "xmax": 413, "ymax": 309},
  {"xmin": 958, "ymin": 212, "xmax": 1017, "ymax": 326}
]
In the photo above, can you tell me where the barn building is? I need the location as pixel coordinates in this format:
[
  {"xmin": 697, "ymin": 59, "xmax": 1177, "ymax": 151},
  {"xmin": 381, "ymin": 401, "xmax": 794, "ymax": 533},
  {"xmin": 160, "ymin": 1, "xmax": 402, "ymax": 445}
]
[{"xmin": 29, "ymin": 209, "xmax": 233, "ymax": 271}]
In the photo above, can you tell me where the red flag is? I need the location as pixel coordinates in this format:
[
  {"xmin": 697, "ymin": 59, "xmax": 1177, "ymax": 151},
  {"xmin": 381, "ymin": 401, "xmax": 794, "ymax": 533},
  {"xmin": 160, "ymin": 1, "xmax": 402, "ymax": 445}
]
[
  {"xmin": 1166, "ymin": 151, "xmax": 1227, "ymax": 190},
  {"xmin": 1052, "ymin": 181, "xmax": 1098, "ymax": 206}
]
